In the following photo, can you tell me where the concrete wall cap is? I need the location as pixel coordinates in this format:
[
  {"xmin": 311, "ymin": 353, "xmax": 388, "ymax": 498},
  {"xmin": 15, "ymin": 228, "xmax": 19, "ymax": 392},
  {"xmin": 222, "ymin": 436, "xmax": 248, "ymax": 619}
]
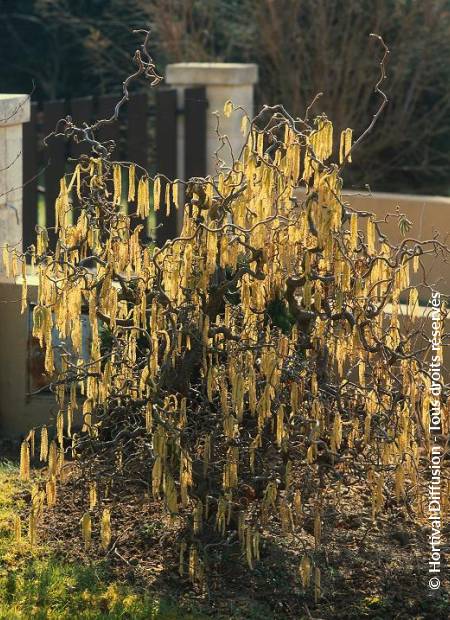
[
  {"xmin": 166, "ymin": 63, "xmax": 258, "ymax": 86},
  {"xmin": 296, "ymin": 186, "xmax": 450, "ymax": 206},
  {"xmin": 342, "ymin": 189, "xmax": 450, "ymax": 205},
  {"xmin": 0, "ymin": 94, "xmax": 30, "ymax": 126}
]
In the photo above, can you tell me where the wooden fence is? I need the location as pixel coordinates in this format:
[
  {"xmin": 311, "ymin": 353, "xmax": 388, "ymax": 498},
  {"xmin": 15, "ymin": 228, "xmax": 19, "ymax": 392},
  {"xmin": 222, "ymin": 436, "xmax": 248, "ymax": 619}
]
[{"xmin": 22, "ymin": 87, "xmax": 207, "ymax": 252}]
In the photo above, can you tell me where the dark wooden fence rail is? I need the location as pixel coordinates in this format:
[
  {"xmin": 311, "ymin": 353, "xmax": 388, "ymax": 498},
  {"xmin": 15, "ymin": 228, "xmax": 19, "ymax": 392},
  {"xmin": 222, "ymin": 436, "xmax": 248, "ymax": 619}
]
[{"xmin": 22, "ymin": 87, "xmax": 207, "ymax": 254}]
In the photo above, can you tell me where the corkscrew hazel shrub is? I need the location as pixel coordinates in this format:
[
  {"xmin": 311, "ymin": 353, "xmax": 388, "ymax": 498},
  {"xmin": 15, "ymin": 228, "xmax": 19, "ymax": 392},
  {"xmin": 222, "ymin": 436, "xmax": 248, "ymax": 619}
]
[{"xmin": 7, "ymin": 31, "xmax": 449, "ymax": 597}]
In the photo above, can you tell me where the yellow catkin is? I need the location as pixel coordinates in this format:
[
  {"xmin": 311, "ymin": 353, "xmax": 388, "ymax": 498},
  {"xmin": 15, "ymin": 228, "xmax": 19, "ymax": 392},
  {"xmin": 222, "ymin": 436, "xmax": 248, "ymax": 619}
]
[
  {"xmin": 339, "ymin": 128, "xmax": 352, "ymax": 163},
  {"xmin": 56, "ymin": 410, "xmax": 64, "ymax": 447},
  {"xmin": 179, "ymin": 541, "xmax": 187, "ymax": 575},
  {"xmin": 100, "ymin": 508, "xmax": 111, "ymax": 549},
  {"xmin": 137, "ymin": 176, "xmax": 150, "ymax": 218},
  {"xmin": 128, "ymin": 164, "xmax": 136, "ymax": 202},
  {"xmin": 40, "ymin": 426, "xmax": 48, "ymax": 462},
  {"xmin": 314, "ymin": 567, "xmax": 321, "ymax": 602},
  {"xmin": 241, "ymin": 114, "xmax": 249, "ymax": 135},
  {"xmin": 153, "ymin": 176, "xmax": 161, "ymax": 211},
  {"xmin": 395, "ymin": 465, "xmax": 404, "ymax": 501},
  {"xmin": 2, "ymin": 243, "xmax": 9, "ymax": 276},
  {"xmin": 293, "ymin": 490, "xmax": 302, "ymax": 523},
  {"xmin": 188, "ymin": 545, "xmax": 198, "ymax": 582},
  {"xmin": 172, "ymin": 180, "xmax": 180, "ymax": 209},
  {"xmin": 89, "ymin": 481, "xmax": 97, "ymax": 510},
  {"xmin": 349, "ymin": 213, "xmax": 358, "ymax": 252},
  {"xmin": 48, "ymin": 440, "xmax": 58, "ymax": 476},
  {"xmin": 164, "ymin": 471, "xmax": 179, "ymax": 514},
  {"xmin": 299, "ymin": 555, "xmax": 311, "ymax": 587},
  {"xmin": 11, "ymin": 252, "xmax": 17, "ymax": 278},
  {"xmin": 20, "ymin": 441, "xmax": 30, "ymax": 481},
  {"xmin": 21, "ymin": 259, "xmax": 27, "ymax": 314},
  {"xmin": 113, "ymin": 164, "xmax": 121, "ymax": 205},
  {"xmin": 367, "ymin": 218, "xmax": 376, "ymax": 255},
  {"xmin": 81, "ymin": 512, "xmax": 92, "ymax": 548},
  {"xmin": 55, "ymin": 177, "xmax": 70, "ymax": 232},
  {"xmin": 46, "ymin": 475, "xmax": 57, "ymax": 507},
  {"xmin": 223, "ymin": 100, "xmax": 233, "ymax": 118},
  {"xmin": 165, "ymin": 181, "xmax": 171, "ymax": 216},
  {"xmin": 75, "ymin": 163, "xmax": 81, "ymax": 199}
]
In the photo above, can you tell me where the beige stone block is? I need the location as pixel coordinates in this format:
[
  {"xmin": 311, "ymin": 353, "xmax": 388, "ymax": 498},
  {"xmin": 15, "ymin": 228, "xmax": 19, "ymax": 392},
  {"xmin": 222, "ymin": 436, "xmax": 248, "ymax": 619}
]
[
  {"xmin": 343, "ymin": 191, "xmax": 450, "ymax": 296},
  {"xmin": 0, "ymin": 94, "xmax": 30, "ymax": 265}
]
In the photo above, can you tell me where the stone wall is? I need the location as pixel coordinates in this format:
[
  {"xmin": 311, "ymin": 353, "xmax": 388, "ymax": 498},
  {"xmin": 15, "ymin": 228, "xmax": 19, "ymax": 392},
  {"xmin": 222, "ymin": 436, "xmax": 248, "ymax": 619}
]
[
  {"xmin": 343, "ymin": 190, "xmax": 450, "ymax": 297},
  {"xmin": 0, "ymin": 94, "xmax": 30, "ymax": 266},
  {"xmin": 0, "ymin": 279, "xmax": 56, "ymax": 437}
]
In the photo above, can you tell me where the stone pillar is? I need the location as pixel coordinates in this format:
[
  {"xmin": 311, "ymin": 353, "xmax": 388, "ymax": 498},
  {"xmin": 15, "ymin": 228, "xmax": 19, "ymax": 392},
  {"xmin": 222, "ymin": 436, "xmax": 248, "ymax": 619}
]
[
  {"xmin": 166, "ymin": 63, "xmax": 258, "ymax": 178},
  {"xmin": 0, "ymin": 94, "xmax": 30, "ymax": 269}
]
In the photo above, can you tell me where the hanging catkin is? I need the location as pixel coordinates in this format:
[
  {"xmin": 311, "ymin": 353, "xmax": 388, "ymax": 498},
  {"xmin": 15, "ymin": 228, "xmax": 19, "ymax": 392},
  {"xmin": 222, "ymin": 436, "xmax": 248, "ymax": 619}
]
[
  {"xmin": 48, "ymin": 440, "xmax": 58, "ymax": 476},
  {"xmin": 89, "ymin": 481, "xmax": 97, "ymax": 510},
  {"xmin": 314, "ymin": 567, "xmax": 321, "ymax": 602},
  {"xmin": 165, "ymin": 181, "xmax": 171, "ymax": 216},
  {"xmin": 2, "ymin": 243, "xmax": 9, "ymax": 276},
  {"xmin": 40, "ymin": 426, "xmax": 48, "ymax": 462},
  {"xmin": 367, "ymin": 218, "xmax": 376, "ymax": 254},
  {"xmin": 56, "ymin": 410, "xmax": 64, "ymax": 447},
  {"xmin": 223, "ymin": 100, "xmax": 233, "ymax": 118},
  {"xmin": 153, "ymin": 176, "xmax": 161, "ymax": 211},
  {"xmin": 100, "ymin": 508, "xmax": 111, "ymax": 549},
  {"xmin": 113, "ymin": 164, "xmax": 122, "ymax": 205},
  {"xmin": 128, "ymin": 164, "xmax": 136, "ymax": 202},
  {"xmin": 20, "ymin": 441, "xmax": 30, "ymax": 481},
  {"xmin": 179, "ymin": 542, "xmax": 187, "ymax": 576},
  {"xmin": 173, "ymin": 180, "xmax": 181, "ymax": 209},
  {"xmin": 81, "ymin": 512, "xmax": 92, "ymax": 548},
  {"xmin": 241, "ymin": 114, "xmax": 249, "ymax": 135},
  {"xmin": 299, "ymin": 556, "xmax": 311, "ymax": 588},
  {"xmin": 46, "ymin": 476, "xmax": 57, "ymax": 507},
  {"xmin": 137, "ymin": 176, "xmax": 149, "ymax": 218},
  {"xmin": 349, "ymin": 213, "xmax": 358, "ymax": 252},
  {"xmin": 21, "ymin": 259, "xmax": 27, "ymax": 314},
  {"xmin": 339, "ymin": 128, "xmax": 352, "ymax": 163}
]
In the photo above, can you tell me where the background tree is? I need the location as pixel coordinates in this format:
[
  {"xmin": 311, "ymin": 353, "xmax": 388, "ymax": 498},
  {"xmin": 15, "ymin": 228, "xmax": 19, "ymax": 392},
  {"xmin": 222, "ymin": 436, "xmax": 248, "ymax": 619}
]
[{"xmin": 2, "ymin": 0, "xmax": 450, "ymax": 193}]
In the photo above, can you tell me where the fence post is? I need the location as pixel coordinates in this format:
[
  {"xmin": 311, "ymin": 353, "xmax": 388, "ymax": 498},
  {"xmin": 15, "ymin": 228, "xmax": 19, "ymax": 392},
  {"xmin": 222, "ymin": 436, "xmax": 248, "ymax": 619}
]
[
  {"xmin": 155, "ymin": 89, "xmax": 178, "ymax": 245},
  {"xmin": 165, "ymin": 63, "xmax": 258, "ymax": 178},
  {"xmin": 43, "ymin": 99, "xmax": 66, "ymax": 249},
  {"xmin": 22, "ymin": 102, "xmax": 38, "ymax": 254},
  {"xmin": 0, "ymin": 94, "xmax": 30, "ymax": 269}
]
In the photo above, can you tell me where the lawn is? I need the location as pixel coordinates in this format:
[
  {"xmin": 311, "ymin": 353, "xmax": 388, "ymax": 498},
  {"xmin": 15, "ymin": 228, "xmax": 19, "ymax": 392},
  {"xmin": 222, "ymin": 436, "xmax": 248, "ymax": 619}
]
[
  {"xmin": 0, "ymin": 461, "xmax": 206, "ymax": 620},
  {"xmin": 2, "ymin": 459, "xmax": 447, "ymax": 619}
]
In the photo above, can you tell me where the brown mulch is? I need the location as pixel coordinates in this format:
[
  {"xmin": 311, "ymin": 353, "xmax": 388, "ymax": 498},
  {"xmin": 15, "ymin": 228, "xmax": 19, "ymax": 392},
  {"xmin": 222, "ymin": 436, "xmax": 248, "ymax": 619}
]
[{"xmin": 23, "ymin": 463, "xmax": 449, "ymax": 620}]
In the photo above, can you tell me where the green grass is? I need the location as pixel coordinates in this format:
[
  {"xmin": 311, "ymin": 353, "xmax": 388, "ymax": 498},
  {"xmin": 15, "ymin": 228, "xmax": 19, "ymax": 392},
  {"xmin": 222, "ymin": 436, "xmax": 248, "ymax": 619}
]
[{"xmin": 0, "ymin": 461, "xmax": 206, "ymax": 620}]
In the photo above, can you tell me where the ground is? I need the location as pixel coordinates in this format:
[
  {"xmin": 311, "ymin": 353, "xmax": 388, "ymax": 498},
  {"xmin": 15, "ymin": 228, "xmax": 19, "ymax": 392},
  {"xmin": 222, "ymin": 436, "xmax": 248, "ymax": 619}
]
[{"xmin": 0, "ymin": 458, "xmax": 448, "ymax": 619}]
